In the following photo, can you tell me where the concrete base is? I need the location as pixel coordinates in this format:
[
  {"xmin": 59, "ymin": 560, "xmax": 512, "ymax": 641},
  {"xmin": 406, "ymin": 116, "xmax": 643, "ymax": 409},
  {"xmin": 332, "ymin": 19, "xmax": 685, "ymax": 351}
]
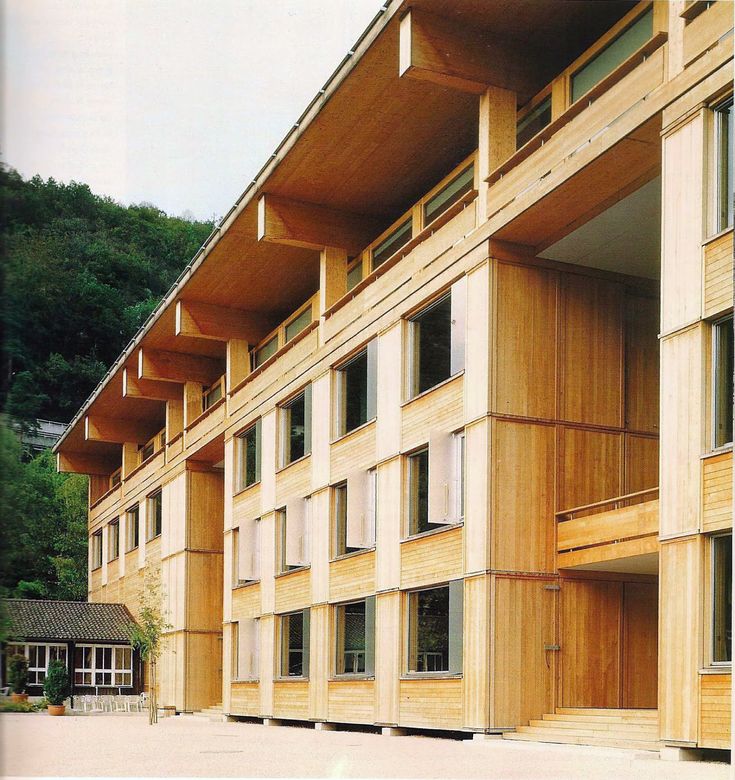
[
  {"xmin": 263, "ymin": 718, "xmax": 283, "ymax": 728},
  {"xmin": 472, "ymin": 733, "xmax": 503, "ymax": 742},
  {"xmin": 314, "ymin": 722, "xmax": 337, "ymax": 731},
  {"xmin": 660, "ymin": 746, "xmax": 704, "ymax": 762},
  {"xmin": 381, "ymin": 727, "xmax": 407, "ymax": 737}
]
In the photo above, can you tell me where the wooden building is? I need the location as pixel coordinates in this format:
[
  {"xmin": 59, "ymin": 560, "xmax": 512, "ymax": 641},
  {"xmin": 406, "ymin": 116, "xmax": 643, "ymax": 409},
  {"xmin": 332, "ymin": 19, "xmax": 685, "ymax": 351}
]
[
  {"xmin": 2, "ymin": 599, "xmax": 141, "ymax": 697},
  {"xmin": 54, "ymin": 0, "xmax": 733, "ymax": 758}
]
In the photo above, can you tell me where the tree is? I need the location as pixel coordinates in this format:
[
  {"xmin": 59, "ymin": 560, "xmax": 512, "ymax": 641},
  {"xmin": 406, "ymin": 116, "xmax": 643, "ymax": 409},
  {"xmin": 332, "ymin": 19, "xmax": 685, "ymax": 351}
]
[{"xmin": 129, "ymin": 570, "xmax": 170, "ymax": 724}]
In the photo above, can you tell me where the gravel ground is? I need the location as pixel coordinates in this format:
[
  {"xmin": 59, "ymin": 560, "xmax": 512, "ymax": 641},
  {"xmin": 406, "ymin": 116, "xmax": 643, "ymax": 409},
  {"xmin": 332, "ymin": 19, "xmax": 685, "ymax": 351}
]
[{"xmin": 0, "ymin": 712, "xmax": 730, "ymax": 779}]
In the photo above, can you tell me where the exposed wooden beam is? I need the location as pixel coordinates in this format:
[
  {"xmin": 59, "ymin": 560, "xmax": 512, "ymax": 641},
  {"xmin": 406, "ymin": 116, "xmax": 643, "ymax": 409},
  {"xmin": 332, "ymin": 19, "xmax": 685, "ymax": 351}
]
[
  {"xmin": 123, "ymin": 367, "xmax": 182, "ymax": 401},
  {"xmin": 175, "ymin": 300, "xmax": 273, "ymax": 343},
  {"xmin": 257, "ymin": 193, "xmax": 381, "ymax": 255},
  {"xmin": 138, "ymin": 347, "xmax": 223, "ymax": 385},
  {"xmin": 57, "ymin": 451, "xmax": 118, "ymax": 476},
  {"xmin": 85, "ymin": 415, "xmax": 153, "ymax": 445},
  {"xmin": 399, "ymin": 8, "xmax": 539, "ymax": 99}
]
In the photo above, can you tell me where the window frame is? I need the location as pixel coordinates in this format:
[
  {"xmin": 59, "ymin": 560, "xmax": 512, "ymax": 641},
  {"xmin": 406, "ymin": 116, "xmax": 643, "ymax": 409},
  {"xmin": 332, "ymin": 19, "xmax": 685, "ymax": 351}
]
[
  {"xmin": 146, "ymin": 489, "xmax": 163, "ymax": 541},
  {"xmin": 334, "ymin": 598, "xmax": 375, "ymax": 678},
  {"xmin": 334, "ymin": 341, "xmax": 377, "ymax": 439},
  {"xmin": 711, "ymin": 314, "xmax": 734, "ymax": 450},
  {"xmin": 714, "ymin": 96, "xmax": 733, "ymax": 233},
  {"xmin": 74, "ymin": 643, "xmax": 133, "ymax": 688},
  {"xmin": 11, "ymin": 643, "xmax": 67, "ymax": 685},
  {"xmin": 279, "ymin": 609, "xmax": 310, "ymax": 679},
  {"xmin": 126, "ymin": 504, "xmax": 140, "ymax": 552},
  {"xmin": 108, "ymin": 518, "xmax": 120, "ymax": 562},
  {"xmin": 236, "ymin": 419, "xmax": 262, "ymax": 492},
  {"xmin": 202, "ymin": 376, "xmax": 224, "ymax": 411},
  {"xmin": 710, "ymin": 532, "xmax": 732, "ymax": 666},
  {"xmin": 91, "ymin": 529, "xmax": 103, "ymax": 570},
  {"xmin": 279, "ymin": 386, "xmax": 311, "ymax": 468},
  {"xmin": 405, "ymin": 581, "xmax": 463, "ymax": 677}
]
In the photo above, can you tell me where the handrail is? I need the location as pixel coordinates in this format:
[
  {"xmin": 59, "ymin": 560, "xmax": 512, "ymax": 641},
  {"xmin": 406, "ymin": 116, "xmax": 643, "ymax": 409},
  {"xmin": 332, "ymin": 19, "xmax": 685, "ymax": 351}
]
[{"xmin": 556, "ymin": 487, "xmax": 659, "ymax": 522}]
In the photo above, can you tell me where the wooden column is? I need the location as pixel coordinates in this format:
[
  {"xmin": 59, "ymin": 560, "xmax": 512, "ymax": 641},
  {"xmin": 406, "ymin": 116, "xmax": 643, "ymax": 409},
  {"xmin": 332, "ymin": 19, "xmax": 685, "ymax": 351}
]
[
  {"xmin": 319, "ymin": 247, "xmax": 347, "ymax": 344},
  {"xmin": 121, "ymin": 441, "xmax": 139, "ymax": 479},
  {"xmin": 478, "ymin": 86, "xmax": 517, "ymax": 224},
  {"xmin": 166, "ymin": 398, "xmax": 184, "ymax": 440},
  {"xmin": 183, "ymin": 381, "xmax": 203, "ymax": 428},
  {"xmin": 227, "ymin": 338, "xmax": 250, "ymax": 391}
]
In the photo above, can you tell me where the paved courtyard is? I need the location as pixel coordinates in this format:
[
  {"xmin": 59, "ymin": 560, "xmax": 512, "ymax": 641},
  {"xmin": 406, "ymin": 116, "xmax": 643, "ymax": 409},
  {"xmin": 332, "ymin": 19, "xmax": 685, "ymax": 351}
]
[{"xmin": 0, "ymin": 712, "xmax": 730, "ymax": 779}]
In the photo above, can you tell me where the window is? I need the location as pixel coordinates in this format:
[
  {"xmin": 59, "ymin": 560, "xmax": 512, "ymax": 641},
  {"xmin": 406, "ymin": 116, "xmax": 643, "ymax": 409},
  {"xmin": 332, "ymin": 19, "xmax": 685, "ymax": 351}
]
[
  {"xmin": 423, "ymin": 164, "xmax": 474, "ymax": 226},
  {"xmin": 280, "ymin": 610, "xmax": 309, "ymax": 678},
  {"xmin": 277, "ymin": 501, "xmax": 310, "ymax": 573},
  {"xmin": 715, "ymin": 98, "xmax": 733, "ymax": 231},
  {"xmin": 108, "ymin": 519, "xmax": 119, "ymax": 561},
  {"xmin": 516, "ymin": 94, "xmax": 552, "ymax": 148},
  {"xmin": 285, "ymin": 306, "xmax": 312, "ymax": 343},
  {"xmin": 713, "ymin": 316, "xmax": 733, "ymax": 448},
  {"xmin": 346, "ymin": 258, "xmax": 363, "ymax": 291},
  {"xmin": 335, "ymin": 341, "xmax": 377, "ymax": 436},
  {"xmin": 237, "ymin": 421, "xmax": 261, "ymax": 490},
  {"xmin": 712, "ymin": 534, "xmax": 732, "ymax": 664},
  {"xmin": 372, "ymin": 218, "xmax": 412, "ymax": 270},
  {"xmin": 203, "ymin": 378, "xmax": 223, "ymax": 411},
  {"xmin": 110, "ymin": 469, "xmax": 121, "ymax": 489},
  {"xmin": 74, "ymin": 644, "xmax": 133, "ymax": 687},
  {"xmin": 408, "ymin": 279, "xmax": 466, "ymax": 398},
  {"xmin": 333, "ymin": 470, "xmax": 376, "ymax": 557},
  {"xmin": 335, "ymin": 598, "xmax": 375, "ymax": 676},
  {"xmin": 139, "ymin": 440, "xmax": 154, "ymax": 463},
  {"xmin": 408, "ymin": 449, "xmax": 433, "ymax": 536},
  {"xmin": 254, "ymin": 335, "xmax": 278, "ymax": 369},
  {"xmin": 235, "ymin": 517, "xmax": 261, "ymax": 582},
  {"xmin": 7, "ymin": 644, "xmax": 66, "ymax": 686},
  {"xmin": 571, "ymin": 8, "xmax": 653, "ymax": 103},
  {"xmin": 147, "ymin": 490, "xmax": 162, "ymax": 541},
  {"xmin": 74, "ymin": 646, "xmax": 93, "ymax": 685},
  {"xmin": 233, "ymin": 618, "xmax": 260, "ymax": 680},
  {"xmin": 91, "ymin": 530, "xmax": 103, "ymax": 570},
  {"xmin": 126, "ymin": 505, "xmax": 139, "ymax": 552},
  {"xmin": 280, "ymin": 387, "xmax": 311, "ymax": 466},
  {"xmin": 407, "ymin": 582, "xmax": 463, "ymax": 674}
]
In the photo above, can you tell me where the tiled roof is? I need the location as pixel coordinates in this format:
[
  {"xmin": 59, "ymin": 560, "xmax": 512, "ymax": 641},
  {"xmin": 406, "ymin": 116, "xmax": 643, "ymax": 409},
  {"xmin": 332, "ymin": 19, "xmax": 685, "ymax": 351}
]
[{"xmin": 3, "ymin": 599, "xmax": 136, "ymax": 643}]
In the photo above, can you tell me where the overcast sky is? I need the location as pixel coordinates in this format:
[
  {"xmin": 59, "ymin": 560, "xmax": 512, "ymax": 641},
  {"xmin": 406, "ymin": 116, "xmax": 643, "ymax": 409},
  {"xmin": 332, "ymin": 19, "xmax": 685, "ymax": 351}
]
[{"xmin": 2, "ymin": 0, "xmax": 381, "ymax": 220}]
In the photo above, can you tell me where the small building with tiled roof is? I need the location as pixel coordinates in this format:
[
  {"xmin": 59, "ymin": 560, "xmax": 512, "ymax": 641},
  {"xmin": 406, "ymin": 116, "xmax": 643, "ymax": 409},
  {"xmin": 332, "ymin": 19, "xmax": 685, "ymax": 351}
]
[{"xmin": 2, "ymin": 599, "xmax": 142, "ymax": 696}]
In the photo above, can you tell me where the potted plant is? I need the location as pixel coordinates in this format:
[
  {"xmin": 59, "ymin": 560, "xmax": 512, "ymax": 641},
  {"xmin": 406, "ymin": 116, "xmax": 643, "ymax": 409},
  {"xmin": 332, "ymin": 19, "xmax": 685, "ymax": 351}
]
[
  {"xmin": 43, "ymin": 660, "xmax": 70, "ymax": 716},
  {"xmin": 8, "ymin": 654, "xmax": 29, "ymax": 702}
]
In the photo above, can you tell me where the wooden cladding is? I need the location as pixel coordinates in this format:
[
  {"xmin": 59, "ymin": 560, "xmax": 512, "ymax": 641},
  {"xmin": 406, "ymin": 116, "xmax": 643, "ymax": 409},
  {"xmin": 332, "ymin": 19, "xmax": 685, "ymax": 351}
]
[
  {"xmin": 703, "ymin": 230, "xmax": 734, "ymax": 319},
  {"xmin": 328, "ymin": 679, "xmax": 375, "ymax": 724},
  {"xmin": 329, "ymin": 551, "xmax": 375, "ymax": 603},
  {"xmin": 399, "ymin": 677, "xmax": 463, "ymax": 729},
  {"xmin": 400, "ymin": 526, "xmax": 463, "ymax": 590},
  {"xmin": 702, "ymin": 451, "xmax": 733, "ymax": 532},
  {"xmin": 699, "ymin": 674, "xmax": 732, "ymax": 749}
]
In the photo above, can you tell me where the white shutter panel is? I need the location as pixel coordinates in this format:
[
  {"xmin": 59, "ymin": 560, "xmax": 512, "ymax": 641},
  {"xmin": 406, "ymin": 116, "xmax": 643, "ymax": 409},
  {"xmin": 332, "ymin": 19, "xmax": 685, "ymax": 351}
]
[
  {"xmin": 236, "ymin": 621, "xmax": 248, "ymax": 679},
  {"xmin": 346, "ymin": 470, "xmax": 369, "ymax": 549},
  {"xmin": 428, "ymin": 430, "xmax": 456, "ymax": 524},
  {"xmin": 238, "ymin": 517, "xmax": 257, "ymax": 581},
  {"xmin": 366, "ymin": 338, "xmax": 378, "ymax": 421},
  {"xmin": 285, "ymin": 498, "xmax": 306, "ymax": 567},
  {"xmin": 450, "ymin": 276, "xmax": 467, "ymax": 376}
]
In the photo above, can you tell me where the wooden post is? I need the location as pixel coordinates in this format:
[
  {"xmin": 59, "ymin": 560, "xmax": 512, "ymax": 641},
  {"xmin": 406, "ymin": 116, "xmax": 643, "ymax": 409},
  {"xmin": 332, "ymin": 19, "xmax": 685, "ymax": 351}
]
[
  {"xmin": 183, "ymin": 381, "xmax": 203, "ymax": 428},
  {"xmin": 227, "ymin": 338, "xmax": 250, "ymax": 391},
  {"xmin": 121, "ymin": 441, "xmax": 139, "ymax": 479},
  {"xmin": 166, "ymin": 398, "xmax": 184, "ymax": 440},
  {"xmin": 477, "ymin": 86, "xmax": 517, "ymax": 224}
]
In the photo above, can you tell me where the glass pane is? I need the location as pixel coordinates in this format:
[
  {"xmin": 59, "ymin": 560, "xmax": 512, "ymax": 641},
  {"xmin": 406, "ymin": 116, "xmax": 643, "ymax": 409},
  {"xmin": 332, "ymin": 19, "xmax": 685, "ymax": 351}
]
[
  {"xmin": 337, "ymin": 601, "xmax": 366, "ymax": 675},
  {"xmin": 334, "ymin": 484, "xmax": 358, "ymax": 557},
  {"xmin": 408, "ymin": 449, "xmax": 442, "ymax": 536},
  {"xmin": 571, "ymin": 8, "xmax": 653, "ymax": 102},
  {"xmin": 285, "ymin": 613, "xmax": 303, "ymax": 677},
  {"xmin": 203, "ymin": 381, "xmax": 223, "ymax": 410},
  {"xmin": 285, "ymin": 307, "xmax": 312, "ymax": 343},
  {"xmin": 372, "ymin": 219, "xmax": 412, "ymax": 269},
  {"xmin": 424, "ymin": 164, "xmax": 475, "ymax": 225},
  {"xmin": 516, "ymin": 95, "xmax": 552, "ymax": 148},
  {"xmin": 714, "ymin": 318, "xmax": 734, "ymax": 447},
  {"xmin": 717, "ymin": 101, "xmax": 733, "ymax": 231},
  {"xmin": 412, "ymin": 294, "xmax": 452, "ymax": 395},
  {"xmin": 410, "ymin": 588, "xmax": 450, "ymax": 672},
  {"xmin": 241, "ymin": 427, "xmax": 258, "ymax": 487},
  {"xmin": 713, "ymin": 535, "xmax": 732, "ymax": 662},
  {"xmin": 341, "ymin": 350, "xmax": 368, "ymax": 434},
  {"xmin": 127, "ymin": 507, "xmax": 139, "ymax": 550},
  {"xmin": 254, "ymin": 335, "xmax": 278, "ymax": 368},
  {"xmin": 346, "ymin": 260, "xmax": 363, "ymax": 291},
  {"xmin": 284, "ymin": 394, "xmax": 306, "ymax": 464}
]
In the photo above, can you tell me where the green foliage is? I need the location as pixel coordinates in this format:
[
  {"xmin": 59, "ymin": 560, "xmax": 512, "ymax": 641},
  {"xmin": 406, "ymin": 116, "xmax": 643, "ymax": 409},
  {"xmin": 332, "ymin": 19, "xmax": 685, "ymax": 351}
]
[
  {"xmin": 0, "ymin": 166, "xmax": 214, "ymax": 423},
  {"xmin": 43, "ymin": 660, "xmax": 70, "ymax": 705},
  {"xmin": 0, "ymin": 424, "xmax": 89, "ymax": 600},
  {"xmin": 0, "ymin": 700, "xmax": 41, "ymax": 713},
  {"xmin": 8, "ymin": 654, "xmax": 28, "ymax": 694}
]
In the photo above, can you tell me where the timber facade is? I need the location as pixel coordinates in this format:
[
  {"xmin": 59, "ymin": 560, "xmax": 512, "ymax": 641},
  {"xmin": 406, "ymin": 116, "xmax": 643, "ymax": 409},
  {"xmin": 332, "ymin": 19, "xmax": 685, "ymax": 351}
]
[{"xmin": 55, "ymin": 0, "xmax": 734, "ymax": 757}]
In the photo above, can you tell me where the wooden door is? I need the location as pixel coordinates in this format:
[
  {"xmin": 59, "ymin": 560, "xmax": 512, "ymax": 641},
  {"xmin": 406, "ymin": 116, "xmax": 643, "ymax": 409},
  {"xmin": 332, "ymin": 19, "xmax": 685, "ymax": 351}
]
[
  {"xmin": 622, "ymin": 582, "xmax": 658, "ymax": 708},
  {"xmin": 560, "ymin": 579, "xmax": 622, "ymax": 707}
]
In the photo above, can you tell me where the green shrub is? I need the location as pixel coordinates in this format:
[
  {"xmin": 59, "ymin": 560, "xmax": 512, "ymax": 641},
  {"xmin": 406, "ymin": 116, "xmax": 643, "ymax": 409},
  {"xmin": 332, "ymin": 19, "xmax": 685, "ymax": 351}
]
[
  {"xmin": 8, "ymin": 654, "xmax": 28, "ymax": 694},
  {"xmin": 0, "ymin": 700, "xmax": 38, "ymax": 713},
  {"xmin": 42, "ymin": 660, "xmax": 70, "ymax": 706}
]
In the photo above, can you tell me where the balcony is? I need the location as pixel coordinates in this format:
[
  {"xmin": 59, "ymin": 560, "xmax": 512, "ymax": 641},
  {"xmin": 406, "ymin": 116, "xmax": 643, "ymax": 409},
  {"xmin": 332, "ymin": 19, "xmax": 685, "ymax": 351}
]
[{"xmin": 556, "ymin": 488, "xmax": 659, "ymax": 571}]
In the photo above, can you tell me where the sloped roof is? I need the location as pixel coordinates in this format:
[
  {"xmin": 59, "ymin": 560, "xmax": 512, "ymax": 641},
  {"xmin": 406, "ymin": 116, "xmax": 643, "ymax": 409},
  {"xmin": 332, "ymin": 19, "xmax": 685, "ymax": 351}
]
[{"xmin": 3, "ymin": 599, "xmax": 136, "ymax": 643}]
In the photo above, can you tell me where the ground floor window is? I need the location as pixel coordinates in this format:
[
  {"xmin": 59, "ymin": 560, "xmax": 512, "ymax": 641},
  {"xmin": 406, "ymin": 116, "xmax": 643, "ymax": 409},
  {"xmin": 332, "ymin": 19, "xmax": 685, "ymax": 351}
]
[
  {"xmin": 74, "ymin": 644, "xmax": 133, "ymax": 687},
  {"xmin": 5, "ymin": 643, "xmax": 67, "ymax": 685},
  {"xmin": 335, "ymin": 598, "xmax": 375, "ymax": 676},
  {"xmin": 712, "ymin": 533, "xmax": 732, "ymax": 664},
  {"xmin": 407, "ymin": 581, "xmax": 463, "ymax": 675},
  {"xmin": 280, "ymin": 610, "xmax": 309, "ymax": 678}
]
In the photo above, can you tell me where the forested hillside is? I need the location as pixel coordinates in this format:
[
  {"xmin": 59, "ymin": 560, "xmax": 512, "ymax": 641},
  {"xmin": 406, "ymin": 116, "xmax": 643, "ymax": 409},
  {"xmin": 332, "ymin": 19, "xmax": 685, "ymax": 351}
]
[
  {"xmin": 1, "ymin": 166, "xmax": 214, "ymax": 423},
  {"xmin": 0, "ymin": 167, "xmax": 214, "ymax": 601}
]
